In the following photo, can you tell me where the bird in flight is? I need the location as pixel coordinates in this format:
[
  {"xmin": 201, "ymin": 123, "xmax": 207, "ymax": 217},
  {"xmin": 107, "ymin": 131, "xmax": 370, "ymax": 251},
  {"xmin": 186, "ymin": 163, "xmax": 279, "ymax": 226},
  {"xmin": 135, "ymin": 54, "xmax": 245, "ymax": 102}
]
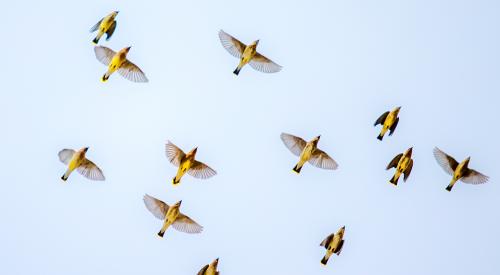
[
  {"xmin": 90, "ymin": 11, "xmax": 119, "ymax": 44},
  {"xmin": 320, "ymin": 226, "xmax": 345, "ymax": 266},
  {"xmin": 374, "ymin": 106, "xmax": 401, "ymax": 141},
  {"xmin": 280, "ymin": 133, "xmax": 338, "ymax": 174},
  {"xmin": 165, "ymin": 141, "xmax": 217, "ymax": 185},
  {"xmin": 218, "ymin": 30, "xmax": 282, "ymax": 75},
  {"xmin": 94, "ymin": 46, "xmax": 148, "ymax": 82},
  {"xmin": 143, "ymin": 194, "xmax": 203, "ymax": 238},
  {"xmin": 197, "ymin": 258, "xmax": 220, "ymax": 275},
  {"xmin": 58, "ymin": 147, "xmax": 105, "ymax": 181},
  {"xmin": 433, "ymin": 147, "xmax": 489, "ymax": 191},
  {"xmin": 386, "ymin": 147, "xmax": 414, "ymax": 186}
]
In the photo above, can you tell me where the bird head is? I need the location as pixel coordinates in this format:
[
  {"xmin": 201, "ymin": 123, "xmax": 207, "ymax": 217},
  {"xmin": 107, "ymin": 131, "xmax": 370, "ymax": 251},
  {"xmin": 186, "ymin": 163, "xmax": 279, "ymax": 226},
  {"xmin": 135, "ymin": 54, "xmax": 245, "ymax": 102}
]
[
  {"xmin": 174, "ymin": 200, "xmax": 182, "ymax": 207},
  {"xmin": 406, "ymin": 147, "xmax": 413, "ymax": 156},
  {"xmin": 83, "ymin": 147, "xmax": 89, "ymax": 153},
  {"xmin": 338, "ymin": 226, "xmax": 346, "ymax": 235},
  {"xmin": 251, "ymin": 40, "xmax": 260, "ymax": 47},
  {"xmin": 189, "ymin": 147, "xmax": 198, "ymax": 156},
  {"xmin": 464, "ymin": 157, "xmax": 471, "ymax": 166},
  {"xmin": 312, "ymin": 135, "xmax": 321, "ymax": 145},
  {"xmin": 125, "ymin": 46, "xmax": 132, "ymax": 53},
  {"xmin": 394, "ymin": 106, "xmax": 402, "ymax": 114},
  {"xmin": 212, "ymin": 258, "xmax": 219, "ymax": 268}
]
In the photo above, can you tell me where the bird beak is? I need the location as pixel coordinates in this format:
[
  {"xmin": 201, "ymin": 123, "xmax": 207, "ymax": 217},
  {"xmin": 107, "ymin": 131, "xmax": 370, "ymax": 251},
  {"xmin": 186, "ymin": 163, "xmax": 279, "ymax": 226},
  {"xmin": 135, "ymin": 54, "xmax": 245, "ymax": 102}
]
[
  {"xmin": 215, "ymin": 258, "xmax": 219, "ymax": 263},
  {"xmin": 396, "ymin": 106, "xmax": 402, "ymax": 111},
  {"xmin": 316, "ymin": 135, "xmax": 321, "ymax": 140},
  {"xmin": 178, "ymin": 200, "xmax": 182, "ymax": 206},
  {"xmin": 115, "ymin": 11, "xmax": 119, "ymax": 14},
  {"xmin": 126, "ymin": 46, "xmax": 131, "ymax": 52},
  {"xmin": 193, "ymin": 147, "xmax": 198, "ymax": 154},
  {"xmin": 84, "ymin": 147, "xmax": 89, "ymax": 152},
  {"xmin": 408, "ymin": 147, "xmax": 413, "ymax": 153},
  {"xmin": 255, "ymin": 39, "xmax": 260, "ymax": 45},
  {"xmin": 341, "ymin": 226, "xmax": 345, "ymax": 230}
]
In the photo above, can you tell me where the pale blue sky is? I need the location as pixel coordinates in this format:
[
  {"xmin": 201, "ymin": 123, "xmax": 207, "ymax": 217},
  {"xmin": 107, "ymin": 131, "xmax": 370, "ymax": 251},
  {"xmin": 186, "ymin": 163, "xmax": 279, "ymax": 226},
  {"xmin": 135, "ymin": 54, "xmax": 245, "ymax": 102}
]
[{"xmin": 1, "ymin": 0, "xmax": 500, "ymax": 274}]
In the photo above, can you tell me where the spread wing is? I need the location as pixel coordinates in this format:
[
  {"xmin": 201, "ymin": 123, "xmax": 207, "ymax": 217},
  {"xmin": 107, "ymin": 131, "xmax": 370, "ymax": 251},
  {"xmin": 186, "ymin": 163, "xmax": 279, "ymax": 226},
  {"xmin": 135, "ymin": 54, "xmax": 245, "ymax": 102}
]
[
  {"xmin": 173, "ymin": 213, "xmax": 203, "ymax": 234},
  {"xmin": 433, "ymin": 147, "xmax": 459, "ymax": 176},
  {"xmin": 249, "ymin": 52, "xmax": 282, "ymax": 73},
  {"xmin": 94, "ymin": 46, "xmax": 115, "ymax": 65},
  {"xmin": 309, "ymin": 149, "xmax": 338, "ymax": 170},
  {"xmin": 403, "ymin": 159, "xmax": 413, "ymax": 182},
  {"xmin": 165, "ymin": 141, "xmax": 186, "ymax": 167},
  {"xmin": 58, "ymin": 149, "xmax": 75, "ymax": 165},
  {"xmin": 374, "ymin": 111, "xmax": 389, "ymax": 126},
  {"xmin": 187, "ymin": 161, "xmax": 217, "ymax": 179},
  {"xmin": 320, "ymin": 233, "xmax": 334, "ymax": 248},
  {"xmin": 143, "ymin": 194, "xmax": 169, "ymax": 220},
  {"xmin": 386, "ymin": 153, "xmax": 403, "ymax": 170},
  {"xmin": 105, "ymin": 21, "xmax": 117, "ymax": 40},
  {"xmin": 90, "ymin": 18, "xmax": 103, "ymax": 32},
  {"xmin": 280, "ymin": 133, "xmax": 306, "ymax": 157},
  {"xmin": 388, "ymin": 117, "xmax": 399, "ymax": 136},
  {"xmin": 218, "ymin": 30, "xmax": 246, "ymax": 58},
  {"xmin": 77, "ymin": 159, "xmax": 105, "ymax": 181},
  {"xmin": 118, "ymin": 60, "xmax": 148, "ymax": 82},
  {"xmin": 197, "ymin": 265, "xmax": 209, "ymax": 275},
  {"xmin": 461, "ymin": 169, "xmax": 489, "ymax": 185}
]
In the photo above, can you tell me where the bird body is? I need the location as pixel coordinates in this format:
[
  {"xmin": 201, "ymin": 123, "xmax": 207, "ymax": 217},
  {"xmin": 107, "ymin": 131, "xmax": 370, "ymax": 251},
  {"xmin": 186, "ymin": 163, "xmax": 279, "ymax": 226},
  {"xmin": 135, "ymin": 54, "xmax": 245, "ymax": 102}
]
[
  {"xmin": 433, "ymin": 147, "xmax": 489, "ymax": 191},
  {"xmin": 198, "ymin": 258, "xmax": 220, "ymax": 275},
  {"xmin": 374, "ymin": 106, "xmax": 401, "ymax": 140},
  {"xmin": 58, "ymin": 147, "xmax": 105, "ymax": 181},
  {"xmin": 386, "ymin": 147, "xmax": 414, "ymax": 185},
  {"xmin": 165, "ymin": 141, "xmax": 217, "ymax": 185},
  {"xmin": 219, "ymin": 30, "xmax": 282, "ymax": 75},
  {"xmin": 94, "ymin": 46, "xmax": 148, "ymax": 82},
  {"xmin": 320, "ymin": 226, "xmax": 345, "ymax": 266},
  {"xmin": 90, "ymin": 11, "xmax": 118, "ymax": 44},
  {"xmin": 280, "ymin": 133, "xmax": 338, "ymax": 174},
  {"xmin": 143, "ymin": 194, "xmax": 203, "ymax": 238}
]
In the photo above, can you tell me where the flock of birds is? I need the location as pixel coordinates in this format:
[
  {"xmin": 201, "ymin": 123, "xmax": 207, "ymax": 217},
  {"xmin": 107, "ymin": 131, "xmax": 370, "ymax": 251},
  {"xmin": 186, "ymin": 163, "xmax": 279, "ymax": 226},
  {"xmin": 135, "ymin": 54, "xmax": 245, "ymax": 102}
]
[{"xmin": 57, "ymin": 10, "xmax": 491, "ymax": 274}]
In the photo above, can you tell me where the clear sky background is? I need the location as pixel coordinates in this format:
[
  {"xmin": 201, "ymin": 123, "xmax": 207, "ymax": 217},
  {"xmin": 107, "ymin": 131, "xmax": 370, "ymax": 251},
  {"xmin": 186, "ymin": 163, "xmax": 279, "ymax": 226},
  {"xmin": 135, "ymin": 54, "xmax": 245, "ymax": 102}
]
[{"xmin": 1, "ymin": 0, "xmax": 500, "ymax": 274}]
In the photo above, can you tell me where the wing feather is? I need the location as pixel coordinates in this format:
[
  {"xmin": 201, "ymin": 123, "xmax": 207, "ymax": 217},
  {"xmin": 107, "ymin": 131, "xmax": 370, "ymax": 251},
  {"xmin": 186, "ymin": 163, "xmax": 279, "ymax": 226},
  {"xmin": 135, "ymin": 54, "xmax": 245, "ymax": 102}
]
[
  {"xmin": 249, "ymin": 52, "xmax": 282, "ymax": 73},
  {"xmin": 58, "ymin": 149, "xmax": 75, "ymax": 165},
  {"xmin": 173, "ymin": 213, "xmax": 203, "ymax": 234},
  {"xmin": 309, "ymin": 149, "xmax": 338, "ymax": 170},
  {"xmin": 386, "ymin": 153, "xmax": 403, "ymax": 170},
  {"xmin": 218, "ymin": 30, "xmax": 246, "ymax": 58},
  {"xmin": 77, "ymin": 159, "xmax": 105, "ymax": 181},
  {"xmin": 374, "ymin": 111, "xmax": 389, "ymax": 126},
  {"xmin": 165, "ymin": 141, "xmax": 186, "ymax": 167},
  {"xmin": 187, "ymin": 161, "xmax": 217, "ymax": 179},
  {"xmin": 403, "ymin": 159, "xmax": 413, "ymax": 182},
  {"xmin": 280, "ymin": 133, "xmax": 306, "ymax": 157},
  {"xmin": 94, "ymin": 46, "xmax": 115, "ymax": 65},
  {"xmin": 143, "ymin": 194, "xmax": 169, "ymax": 220},
  {"xmin": 461, "ymin": 169, "xmax": 489, "ymax": 185},
  {"xmin": 118, "ymin": 60, "xmax": 148, "ymax": 82},
  {"xmin": 105, "ymin": 21, "xmax": 117, "ymax": 40},
  {"xmin": 90, "ymin": 19, "xmax": 103, "ymax": 32},
  {"xmin": 433, "ymin": 147, "xmax": 459, "ymax": 176}
]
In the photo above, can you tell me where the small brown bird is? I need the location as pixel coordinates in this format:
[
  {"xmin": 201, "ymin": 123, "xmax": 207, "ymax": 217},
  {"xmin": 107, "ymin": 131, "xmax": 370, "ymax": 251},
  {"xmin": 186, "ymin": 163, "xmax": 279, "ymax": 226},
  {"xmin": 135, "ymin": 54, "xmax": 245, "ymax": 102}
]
[
  {"xmin": 197, "ymin": 258, "xmax": 220, "ymax": 275},
  {"xmin": 165, "ymin": 141, "xmax": 217, "ymax": 185},
  {"xmin": 320, "ymin": 226, "xmax": 345, "ymax": 266},
  {"xmin": 374, "ymin": 106, "xmax": 401, "ymax": 141},
  {"xmin": 58, "ymin": 147, "xmax": 105, "ymax": 181},
  {"xmin": 433, "ymin": 147, "xmax": 489, "ymax": 192},
  {"xmin": 143, "ymin": 194, "xmax": 203, "ymax": 237},
  {"xmin": 280, "ymin": 133, "xmax": 338, "ymax": 174},
  {"xmin": 90, "ymin": 11, "xmax": 119, "ymax": 44},
  {"xmin": 219, "ymin": 30, "xmax": 282, "ymax": 75},
  {"xmin": 386, "ymin": 147, "xmax": 414, "ymax": 186},
  {"xmin": 94, "ymin": 46, "xmax": 148, "ymax": 82}
]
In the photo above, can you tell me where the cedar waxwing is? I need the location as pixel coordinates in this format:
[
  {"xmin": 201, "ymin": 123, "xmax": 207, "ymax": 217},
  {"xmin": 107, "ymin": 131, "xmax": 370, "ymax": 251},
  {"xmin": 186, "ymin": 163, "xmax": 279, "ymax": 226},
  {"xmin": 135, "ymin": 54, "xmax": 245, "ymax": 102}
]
[
  {"xmin": 143, "ymin": 194, "xmax": 203, "ymax": 238},
  {"xmin": 433, "ymin": 147, "xmax": 489, "ymax": 191},
  {"xmin": 94, "ymin": 46, "xmax": 148, "ymax": 82},
  {"xmin": 58, "ymin": 147, "xmax": 105, "ymax": 181},
  {"xmin": 320, "ymin": 226, "xmax": 345, "ymax": 266},
  {"xmin": 280, "ymin": 133, "xmax": 338, "ymax": 174},
  {"xmin": 386, "ymin": 147, "xmax": 414, "ymax": 186},
  {"xmin": 374, "ymin": 106, "xmax": 401, "ymax": 140},
  {"xmin": 218, "ymin": 30, "xmax": 282, "ymax": 75},
  {"xmin": 165, "ymin": 141, "xmax": 217, "ymax": 185},
  {"xmin": 197, "ymin": 258, "xmax": 220, "ymax": 275},
  {"xmin": 90, "ymin": 11, "xmax": 119, "ymax": 44}
]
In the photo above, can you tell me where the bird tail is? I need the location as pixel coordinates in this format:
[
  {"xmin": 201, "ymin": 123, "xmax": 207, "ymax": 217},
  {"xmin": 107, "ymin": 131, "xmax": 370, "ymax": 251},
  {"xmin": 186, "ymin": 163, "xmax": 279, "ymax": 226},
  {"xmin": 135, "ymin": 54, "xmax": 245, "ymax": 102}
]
[
  {"xmin": 389, "ymin": 173, "xmax": 399, "ymax": 186},
  {"xmin": 61, "ymin": 174, "xmax": 68, "ymax": 181},
  {"xmin": 157, "ymin": 230, "xmax": 165, "ymax": 238},
  {"xmin": 292, "ymin": 164, "xmax": 302, "ymax": 174},
  {"xmin": 377, "ymin": 133, "xmax": 384, "ymax": 141},
  {"xmin": 172, "ymin": 177, "xmax": 180, "ymax": 185},
  {"xmin": 233, "ymin": 66, "xmax": 241, "ymax": 75},
  {"xmin": 101, "ymin": 73, "xmax": 109, "ymax": 82},
  {"xmin": 92, "ymin": 37, "xmax": 99, "ymax": 44},
  {"xmin": 446, "ymin": 179, "xmax": 456, "ymax": 192},
  {"xmin": 321, "ymin": 255, "xmax": 330, "ymax": 265}
]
